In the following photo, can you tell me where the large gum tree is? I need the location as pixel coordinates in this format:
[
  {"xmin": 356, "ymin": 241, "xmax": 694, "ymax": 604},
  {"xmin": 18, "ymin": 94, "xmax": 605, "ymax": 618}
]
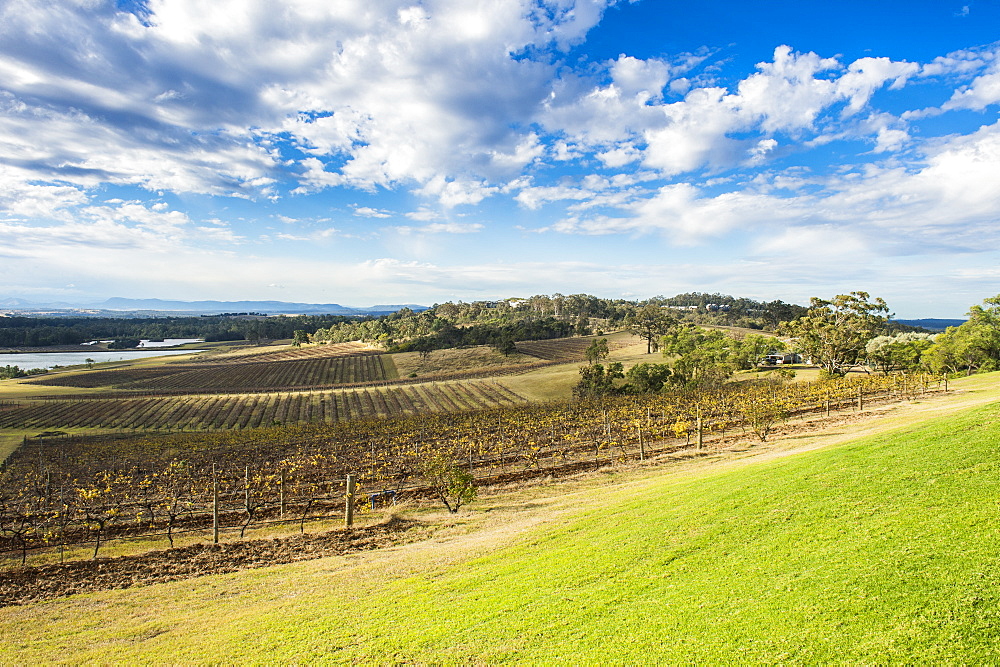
[{"xmin": 781, "ymin": 291, "xmax": 890, "ymax": 377}]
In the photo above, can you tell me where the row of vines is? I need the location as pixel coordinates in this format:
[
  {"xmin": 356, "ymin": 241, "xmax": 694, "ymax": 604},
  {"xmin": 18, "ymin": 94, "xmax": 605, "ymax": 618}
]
[
  {"xmin": 0, "ymin": 380, "xmax": 526, "ymax": 430},
  {"xmin": 27, "ymin": 351, "xmax": 389, "ymax": 392},
  {"xmin": 0, "ymin": 372, "xmax": 942, "ymax": 563}
]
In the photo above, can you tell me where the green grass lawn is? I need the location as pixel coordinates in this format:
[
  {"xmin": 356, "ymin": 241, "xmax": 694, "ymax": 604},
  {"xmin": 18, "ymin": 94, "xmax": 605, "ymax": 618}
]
[{"xmin": 4, "ymin": 396, "xmax": 1000, "ymax": 662}]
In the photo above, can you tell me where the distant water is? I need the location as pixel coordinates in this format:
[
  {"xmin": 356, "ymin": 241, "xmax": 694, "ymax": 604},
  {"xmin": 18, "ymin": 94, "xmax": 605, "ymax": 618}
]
[{"xmin": 1, "ymin": 339, "xmax": 203, "ymax": 370}]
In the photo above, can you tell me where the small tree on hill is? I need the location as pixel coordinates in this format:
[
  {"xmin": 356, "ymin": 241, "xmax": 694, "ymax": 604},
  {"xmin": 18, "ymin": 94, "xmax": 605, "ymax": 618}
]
[
  {"xmin": 573, "ymin": 362, "xmax": 624, "ymax": 398},
  {"xmin": 624, "ymin": 362, "xmax": 672, "ymax": 393},
  {"xmin": 419, "ymin": 451, "xmax": 476, "ymax": 513},
  {"xmin": 585, "ymin": 338, "xmax": 610, "ymax": 364}
]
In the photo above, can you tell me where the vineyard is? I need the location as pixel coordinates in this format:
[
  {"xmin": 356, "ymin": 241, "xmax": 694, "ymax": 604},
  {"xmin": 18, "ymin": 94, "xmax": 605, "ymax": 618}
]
[
  {"xmin": 515, "ymin": 335, "xmax": 633, "ymax": 362},
  {"xmin": 191, "ymin": 341, "xmax": 376, "ymax": 364},
  {"xmin": 26, "ymin": 350, "xmax": 392, "ymax": 393},
  {"xmin": 0, "ymin": 372, "xmax": 943, "ymax": 564},
  {"xmin": 0, "ymin": 380, "xmax": 527, "ymax": 431}
]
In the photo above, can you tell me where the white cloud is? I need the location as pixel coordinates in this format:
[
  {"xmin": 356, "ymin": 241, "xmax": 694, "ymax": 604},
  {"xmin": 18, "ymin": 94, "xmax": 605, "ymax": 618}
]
[
  {"xmin": 543, "ymin": 45, "xmax": 925, "ymax": 178},
  {"xmin": 394, "ymin": 222, "xmax": 484, "ymax": 235},
  {"xmin": 941, "ymin": 54, "xmax": 1000, "ymax": 112},
  {"xmin": 0, "ymin": 0, "xmax": 615, "ymax": 206},
  {"xmin": 353, "ymin": 206, "xmax": 393, "ymax": 219},
  {"xmin": 415, "ymin": 177, "xmax": 499, "ymax": 208},
  {"xmin": 405, "ymin": 208, "xmax": 444, "ymax": 222},
  {"xmin": 546, "ymin": 119, "xmax": 1000, "ymax": 252},
  {"xmin": 274, "ymin": 227, "xmax": 342, "ymax": 242},
  {"xmin": 0, "ymin": 166, "xmax": 88, "ymax": 221},
  {"xmin": 609, "ymin": 55, "xmax": 670, "ymax": 102}
]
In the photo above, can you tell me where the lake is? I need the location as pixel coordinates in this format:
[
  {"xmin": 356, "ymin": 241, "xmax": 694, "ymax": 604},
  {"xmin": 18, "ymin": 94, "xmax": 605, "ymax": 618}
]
[{"xmin": 1, "ymin": 339, "xmax": 204, "ymax": 370}]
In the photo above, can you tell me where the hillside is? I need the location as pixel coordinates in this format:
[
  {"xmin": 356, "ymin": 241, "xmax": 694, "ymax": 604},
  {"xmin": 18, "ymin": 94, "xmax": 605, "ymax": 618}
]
[{"xmin": 2, "ymin": 373, "xmax": 998, "ymax": 662}]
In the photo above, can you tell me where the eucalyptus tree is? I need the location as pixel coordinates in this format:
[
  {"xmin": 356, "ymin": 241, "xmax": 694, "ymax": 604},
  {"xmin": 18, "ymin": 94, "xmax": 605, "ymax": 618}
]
[
  {"xmin": 780, "ymin": 292, "xmax": 890, "ymax": 377},
  {"xmin": 627, "ymin": 302, "xmax": 676, "ymax": 354}
]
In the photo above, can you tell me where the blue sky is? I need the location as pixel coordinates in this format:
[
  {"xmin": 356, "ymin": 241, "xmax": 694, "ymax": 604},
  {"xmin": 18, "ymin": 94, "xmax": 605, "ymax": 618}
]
[{"xmin": 2, "ymin": 0, "xmax": 999, "ymax": 317}]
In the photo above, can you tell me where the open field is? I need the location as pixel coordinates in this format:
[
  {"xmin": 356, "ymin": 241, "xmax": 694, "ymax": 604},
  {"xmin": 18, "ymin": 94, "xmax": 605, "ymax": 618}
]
[
  {"xmin": 0, "ymin": 433, "xmax": 20, "ymax": 465},
  {"xmin": 502, "ymin": 331, "xmax": 645, "ymax": 401},
  {"xmin": 1, "ymin": 373, "xmax": 998, "ymax": 661}
]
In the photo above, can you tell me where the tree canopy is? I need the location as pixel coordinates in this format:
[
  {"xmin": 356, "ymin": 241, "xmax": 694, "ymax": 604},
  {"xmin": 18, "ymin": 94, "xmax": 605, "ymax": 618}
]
[
  {"xmin": 627, "ymin": 303, "xmax": 676, "ymax": 354},
  {"xmin": 923, "ymin": 294, "xmax": 1000, "ymax": 376},
  {"xmin": 781, "ymin": 292, "xmax": 890, "ymax": 377}
]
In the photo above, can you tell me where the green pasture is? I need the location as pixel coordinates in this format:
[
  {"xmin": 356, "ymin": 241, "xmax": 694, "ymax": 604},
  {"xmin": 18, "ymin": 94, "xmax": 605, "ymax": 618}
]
[{"xmin": 3, "ymin": 380, "xmax": 1000, "ymax": 662}]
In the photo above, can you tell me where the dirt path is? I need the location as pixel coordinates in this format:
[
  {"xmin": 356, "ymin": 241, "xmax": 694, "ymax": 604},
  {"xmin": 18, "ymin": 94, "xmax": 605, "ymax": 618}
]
[{"xmin": 3, "ymin": 374, "xmax": 997, "ymax": 607}]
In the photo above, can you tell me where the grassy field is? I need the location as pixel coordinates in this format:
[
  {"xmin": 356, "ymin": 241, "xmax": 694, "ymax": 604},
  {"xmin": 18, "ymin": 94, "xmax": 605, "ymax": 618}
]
[
  {"xmin": 3, "ymin": 373, "xmax": 999, "ymax": 662},
  {"xmin": 502, "ymin": 331, "xmax": 646, "ymax": 401},
  {"xmin": 0, "ymin": 432, "xmax": 21, "ymax": 464}
]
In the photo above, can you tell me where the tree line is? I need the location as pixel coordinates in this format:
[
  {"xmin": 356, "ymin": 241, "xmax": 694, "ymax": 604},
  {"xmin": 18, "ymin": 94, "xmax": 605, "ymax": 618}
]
[
  {"xmin": 576, "ymin": 291, "xmax": 999, "ymax": 398},
  {"xmin": 308, "ymin": 294, "xmax": 811, "ymax": 350},
  {"xmin": 0, "ymin": 314, "xmax": 357, "ymax": 348}
]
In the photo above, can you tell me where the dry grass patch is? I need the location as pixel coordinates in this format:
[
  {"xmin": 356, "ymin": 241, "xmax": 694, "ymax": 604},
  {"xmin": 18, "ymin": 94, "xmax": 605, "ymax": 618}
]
[{"xmin": 496, "ymin": 362, "xmax": 580, "ymax": 401}]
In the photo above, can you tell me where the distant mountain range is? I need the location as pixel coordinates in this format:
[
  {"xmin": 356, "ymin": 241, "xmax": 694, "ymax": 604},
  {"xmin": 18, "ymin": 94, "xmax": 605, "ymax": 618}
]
[{"xmin": 0, "ymin": 297, "xmax": 428, "ymax": 317}]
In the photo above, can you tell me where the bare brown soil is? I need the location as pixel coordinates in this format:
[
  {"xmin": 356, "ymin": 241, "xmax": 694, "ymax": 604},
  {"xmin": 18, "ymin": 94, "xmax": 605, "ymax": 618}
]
[{"xmin": 0, "ymin": 516, "xmax": 429, "ymax": 608}]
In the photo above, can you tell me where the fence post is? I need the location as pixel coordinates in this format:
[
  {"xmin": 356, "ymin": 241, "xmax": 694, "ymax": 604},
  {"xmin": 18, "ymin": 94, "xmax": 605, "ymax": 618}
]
[
  {"xmin": 858, "ymin": 388, "xmax": 863, "ymax": 411},
  {"xmin": 696, "ymin": 409, "xmax": 703, "ymax": 451},
  {"xmin": 638, "ymin": 424, "xmax": 645, "ymax": 461},
  {"xmin": 212, "ymin": 464, "xmax": 220, "ymax": 545},
  {"xmin": 279, "ymin": 468, "xmax": 286, "ymax": 517},
  {"xmin": 345, "ymin": 474, "xmax": 355, "ymax": 528}
]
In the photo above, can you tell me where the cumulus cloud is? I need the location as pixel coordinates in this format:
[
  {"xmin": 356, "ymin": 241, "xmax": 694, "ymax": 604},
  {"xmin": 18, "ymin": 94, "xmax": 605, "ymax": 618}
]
[
  {"xmin": 0, "ymin": 0, "xmax": 615, "ymax": 206},
  {"xmin": 544, "ymin": 119, "xmax": 1000, "ymax": 253},
  {"xmin": 541, "ymin": 45, "xmax": 924, "ymax": 178},
  {"xmin": 941, "ymin": 53, "xmax": 1000, "ymax": 111},
  {"xmin": 353, "ymin": 206, "xmax": 393, "ymax": 219}
]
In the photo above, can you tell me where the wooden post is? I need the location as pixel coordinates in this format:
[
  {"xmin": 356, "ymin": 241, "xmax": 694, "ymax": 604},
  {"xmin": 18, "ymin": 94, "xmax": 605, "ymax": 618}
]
[
  {"xmin": 345, "ymin": 474, "xmax": 355, "ymax": 528},
  {"xmin": 638, "ymin": 424, "xmax": 645, "ymax": 461},
  {"xmin": 279, "ymin": 468, "xmax": 286, "ymax": 517},
  {"xmin": 696, "ymin": 408, "xmax": 703, "ymax": 451},
  {"xmin": 944, "ymin": 375, "xmax": 948, "ymax": 392},
  {"xmin": 857, "ymin": 388, "xmax": 863, "ymax": 411},
  {"xmin": 212, "ymin": 464, "xmax": 220, "ymax": 545},
  {"xmin": 825, "ymin": 398, "xmax": 831, "ymax": 417}
]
